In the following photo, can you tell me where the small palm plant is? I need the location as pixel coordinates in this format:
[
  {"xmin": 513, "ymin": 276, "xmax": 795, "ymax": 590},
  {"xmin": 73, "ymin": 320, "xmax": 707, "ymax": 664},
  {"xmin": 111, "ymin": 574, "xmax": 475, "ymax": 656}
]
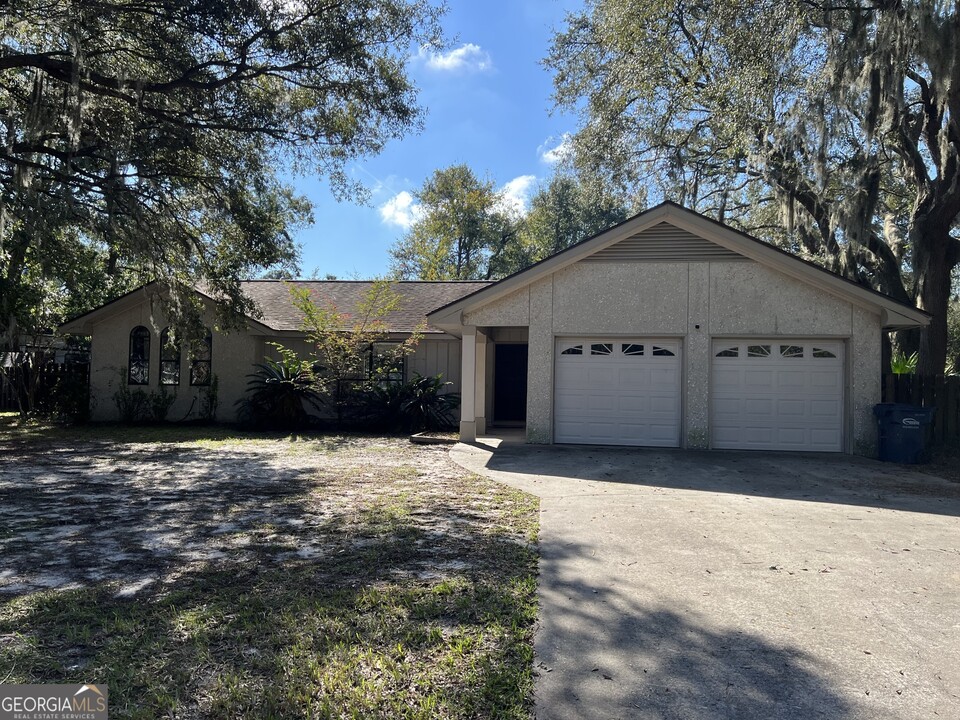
[
  {"xmin": 400, "ymin": 373, "xmax": 460, "ymax": 431},
  {"xmin": 356, "ymin": 373, "xmax": 460, "ymax": 432},
  {"xmin": 236, "ymin": 349, "xmax": 321, "ymax": 429},
  {"xmin": 890, "ymin": 350, "xmax": 919, "ymax": 375}
]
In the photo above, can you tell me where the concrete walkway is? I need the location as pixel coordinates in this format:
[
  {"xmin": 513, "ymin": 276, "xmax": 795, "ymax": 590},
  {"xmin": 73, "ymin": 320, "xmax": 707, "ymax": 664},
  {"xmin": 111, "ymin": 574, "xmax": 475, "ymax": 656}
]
[{"xmin": 451, "ymin": 439, "xmax": 960, "ymax": 720}]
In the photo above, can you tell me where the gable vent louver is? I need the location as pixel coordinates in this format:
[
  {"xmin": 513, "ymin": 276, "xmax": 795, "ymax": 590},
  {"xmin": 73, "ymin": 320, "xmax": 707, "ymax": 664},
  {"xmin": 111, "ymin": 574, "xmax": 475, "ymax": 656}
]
[{"xmin": 582, "ymin": 222, "xmax": 749, "ymax": 263}]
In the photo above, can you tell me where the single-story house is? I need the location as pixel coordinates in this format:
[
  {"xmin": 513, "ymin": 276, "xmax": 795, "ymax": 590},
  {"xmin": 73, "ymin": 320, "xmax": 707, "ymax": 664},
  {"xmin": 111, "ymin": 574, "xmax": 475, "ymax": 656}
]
[
  {"xmin": 60, "ymin": 280, "xmax": 491, "ymax": 424},
  {"xmin": 62, "ymin": 202, "xmax": 929, "ymax": 455}
]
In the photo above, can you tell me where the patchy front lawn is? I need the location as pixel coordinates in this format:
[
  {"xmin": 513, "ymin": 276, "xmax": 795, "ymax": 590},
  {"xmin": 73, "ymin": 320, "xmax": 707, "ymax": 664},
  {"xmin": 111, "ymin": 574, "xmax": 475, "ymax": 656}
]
[{"xmin": 0, "ymin": 421, "xmax": 538, "ymax": 719}]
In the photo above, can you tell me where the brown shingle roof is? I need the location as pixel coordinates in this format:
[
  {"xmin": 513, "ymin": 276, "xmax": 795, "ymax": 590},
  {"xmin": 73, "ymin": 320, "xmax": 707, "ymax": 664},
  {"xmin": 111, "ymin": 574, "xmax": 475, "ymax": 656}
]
[{"xmin": 238, "ymin": 280, "xmax": 492, "ymax": 333}]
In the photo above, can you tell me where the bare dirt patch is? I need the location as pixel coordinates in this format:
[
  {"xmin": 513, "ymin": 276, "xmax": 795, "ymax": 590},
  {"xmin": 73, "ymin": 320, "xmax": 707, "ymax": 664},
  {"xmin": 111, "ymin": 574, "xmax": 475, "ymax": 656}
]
[{"xmin": 0, "ymin": 429, "xmax": 538, "ymax": 718}]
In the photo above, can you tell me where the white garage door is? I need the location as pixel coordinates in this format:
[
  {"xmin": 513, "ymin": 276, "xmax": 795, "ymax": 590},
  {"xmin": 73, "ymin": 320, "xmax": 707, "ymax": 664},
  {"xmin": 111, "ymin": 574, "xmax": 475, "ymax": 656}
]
[
  {"xmin": 711, "ymin": 340, "xmax": 844, "ymax": 452},
  {"xmin": 555, "ymin": 338, "xmax": 682, "ymax": 447}
]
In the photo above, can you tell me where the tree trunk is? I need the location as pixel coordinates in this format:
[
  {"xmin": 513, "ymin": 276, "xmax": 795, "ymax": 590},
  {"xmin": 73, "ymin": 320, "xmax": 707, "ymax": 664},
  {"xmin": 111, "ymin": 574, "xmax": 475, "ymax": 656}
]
[{"xmin": 911, "ymin": 219, "xmax": 959, "ymax": 375}]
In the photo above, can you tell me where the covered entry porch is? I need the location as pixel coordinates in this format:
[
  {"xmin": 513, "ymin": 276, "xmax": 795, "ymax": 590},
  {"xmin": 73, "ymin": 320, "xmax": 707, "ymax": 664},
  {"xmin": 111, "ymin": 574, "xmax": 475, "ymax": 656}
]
[{"xmin": 458, "ymin": 326, "xmax": 528, "ymax": 442}]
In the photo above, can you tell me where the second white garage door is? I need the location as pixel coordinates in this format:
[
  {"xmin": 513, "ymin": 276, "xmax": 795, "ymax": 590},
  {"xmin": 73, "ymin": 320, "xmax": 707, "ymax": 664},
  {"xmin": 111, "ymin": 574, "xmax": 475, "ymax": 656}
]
[
  {"xmin": 555, "ymin": 338, "xmax": 682, "ymax": 446},
  {"xmin": 711, "ymin": 340, "xmax": 844, "ymax": 452}
]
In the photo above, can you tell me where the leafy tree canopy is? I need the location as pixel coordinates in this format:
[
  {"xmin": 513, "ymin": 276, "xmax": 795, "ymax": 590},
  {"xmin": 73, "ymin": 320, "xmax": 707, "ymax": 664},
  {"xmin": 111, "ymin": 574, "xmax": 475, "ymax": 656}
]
[
  {"xmin": 286, "ymin": 281, "xmax": 421, "ymax": 426},
  {"xmin": 548, "ymin": 0, "xmax": 960, "ymax": 373},
  {"xmin": 513, "ymin": 172, "xmax": 632, "ymax": 270},
  {"xmin": 390, "ymin": 164, "xmax": 516, "ymax": 281},
  {"xmin": 0, "ymin": 0, "xmax": 443, "ymax": 347},
  {"xmin": 390, "ymin": 165, "xmax": 630, "ymax": 280}
]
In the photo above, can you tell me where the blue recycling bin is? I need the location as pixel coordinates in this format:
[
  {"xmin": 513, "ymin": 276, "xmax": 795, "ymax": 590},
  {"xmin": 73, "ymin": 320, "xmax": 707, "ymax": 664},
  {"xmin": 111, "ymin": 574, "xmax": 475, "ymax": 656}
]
[{"xmin": 873, "ymin": 403, "xmax": 936, "ymax": 464}]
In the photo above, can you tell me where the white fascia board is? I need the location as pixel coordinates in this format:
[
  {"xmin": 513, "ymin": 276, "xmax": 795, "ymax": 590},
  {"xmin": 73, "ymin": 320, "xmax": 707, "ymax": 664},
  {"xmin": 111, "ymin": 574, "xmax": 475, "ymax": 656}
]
[
  {"xmin": 59, "ymin": 285, "xmax": 160, "ymax": 335},
  {"xmin": 425, "ymin": 202, "xmax": 928, "ymax": 331},
  {"xmin": 59, "ymin": 283, "xmax": 277, "ymax": 336}
]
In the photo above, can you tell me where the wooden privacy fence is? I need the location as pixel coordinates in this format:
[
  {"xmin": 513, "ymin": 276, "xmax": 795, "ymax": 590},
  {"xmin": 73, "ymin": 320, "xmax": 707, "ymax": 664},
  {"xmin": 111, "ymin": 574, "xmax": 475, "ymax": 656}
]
[
  {"xmin": 882, "ymin": 373, "xmax": 960, "ymax": 445},
  {"xmin": 0, "ymin": 370, "xmax": 16, "ymax": 411},
  {"xmin": 0, "ymin": 361, "xmax": 90, "ymax": 414}
]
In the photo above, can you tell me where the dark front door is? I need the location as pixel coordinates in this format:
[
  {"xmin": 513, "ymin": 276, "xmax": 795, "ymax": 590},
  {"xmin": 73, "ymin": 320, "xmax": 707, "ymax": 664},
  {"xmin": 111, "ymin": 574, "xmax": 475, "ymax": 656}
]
[{"xmin": 493, "ymin": 344, "xmax": 528, "ymax": 424}]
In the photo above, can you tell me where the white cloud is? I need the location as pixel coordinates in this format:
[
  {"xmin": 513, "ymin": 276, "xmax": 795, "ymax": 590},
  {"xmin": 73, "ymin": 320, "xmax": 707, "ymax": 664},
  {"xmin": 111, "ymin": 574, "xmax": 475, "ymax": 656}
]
[
  {"xmin": 538, "ymin": 133, "xmax": 573, "ymax": 164},
  {"xmin": 419, "ymin": 43, "xmax": 493, "ymax": 72},
  {"xmin": 496, "ymin": 175, "xmax": 537, "ymax": 218},
  {"xmin": 379, "ymin": 191, "xmax": 423, "ymax": 229}
]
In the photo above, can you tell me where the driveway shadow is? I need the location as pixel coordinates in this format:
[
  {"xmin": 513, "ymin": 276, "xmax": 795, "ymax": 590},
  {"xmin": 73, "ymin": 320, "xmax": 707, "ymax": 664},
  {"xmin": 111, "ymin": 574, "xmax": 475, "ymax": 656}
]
[
  {"xmin": 474, "ymin": 443, "xmax": 960, "ymax": 517},
  {"xmin": 535, "ymin": 539, "xmax": 865, "ymax": 720}
]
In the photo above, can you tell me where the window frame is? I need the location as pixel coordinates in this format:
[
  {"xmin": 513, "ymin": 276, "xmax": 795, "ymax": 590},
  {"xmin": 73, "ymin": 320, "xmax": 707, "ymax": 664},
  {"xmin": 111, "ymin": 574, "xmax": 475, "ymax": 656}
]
[
  {"xmin": 189, "ymin": 328, "xmax": 213, "ymax": 387},
  {"xmin": 368, "ymin": 342, "xmax": 405, "ymax": 386},
  {"xmin": 159, "ymin": 327, "xmax": 181, "ymax": 385},
  {"xmin": 128, "ymin": 326, "xmax": 151, "ymax": 386}
]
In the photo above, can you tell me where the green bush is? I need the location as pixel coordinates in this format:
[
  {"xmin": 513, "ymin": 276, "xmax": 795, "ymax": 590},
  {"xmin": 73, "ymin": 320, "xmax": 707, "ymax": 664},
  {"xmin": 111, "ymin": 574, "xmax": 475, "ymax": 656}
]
[
  {"xmin": 359, "ymin": 373, "xmax": 459, "ymax": 433},
  {"xmin": 947, "ymin": 299, "xmax": 959, "ymax": 374},
  {"xmin": 236, "ymin": 355, "xmax": 322, "ymax": 430}
]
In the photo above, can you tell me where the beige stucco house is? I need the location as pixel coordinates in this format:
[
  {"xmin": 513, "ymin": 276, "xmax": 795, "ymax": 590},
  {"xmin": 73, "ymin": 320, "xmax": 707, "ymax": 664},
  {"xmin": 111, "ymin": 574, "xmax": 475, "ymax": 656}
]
[
  {"xmin": 60, "ymin": 281, "xmax": 490, "ymax": 424},
  {"xmin": 428, "ymin": 202, "xmax": 928, "ymax": 456},
  {"xmin": 62, "ymin": 203, "xmax": 928, "ymax": 455}
]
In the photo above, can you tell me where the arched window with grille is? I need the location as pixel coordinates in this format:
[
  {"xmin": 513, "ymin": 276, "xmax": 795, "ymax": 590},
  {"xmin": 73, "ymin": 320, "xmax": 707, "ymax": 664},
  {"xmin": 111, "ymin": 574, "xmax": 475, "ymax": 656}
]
[
  {"xmin": 128, "ymin": 326, "xmax": 150, "ymax": 385},
  {"xmin": 190, "ymin": 328, "xmax": 213, "ymax": 386},
  {"xmin": 160, "ymin": 328, "xmax": 181, "ymax": 385}
]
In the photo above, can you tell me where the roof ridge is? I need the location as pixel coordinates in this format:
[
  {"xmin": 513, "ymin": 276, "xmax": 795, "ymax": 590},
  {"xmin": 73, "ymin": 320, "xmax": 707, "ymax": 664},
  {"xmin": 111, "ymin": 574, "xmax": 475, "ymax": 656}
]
[{"xmin": 240, "ymin": 279, "xmax": 493, "ymax": 284}]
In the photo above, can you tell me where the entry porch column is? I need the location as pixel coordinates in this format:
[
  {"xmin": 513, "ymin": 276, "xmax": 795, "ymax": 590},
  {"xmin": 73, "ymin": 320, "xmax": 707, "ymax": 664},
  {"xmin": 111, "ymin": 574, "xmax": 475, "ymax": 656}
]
[{"xmin": 459, "ymin": 326, "xmax": 478, "ymax": 442}]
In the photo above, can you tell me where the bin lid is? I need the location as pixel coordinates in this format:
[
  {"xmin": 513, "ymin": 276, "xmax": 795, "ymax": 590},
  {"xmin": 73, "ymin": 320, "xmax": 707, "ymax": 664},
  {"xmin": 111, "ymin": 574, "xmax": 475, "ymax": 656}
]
[{"xmin": 873, "ymin": 403, "xmax": 936, "ymax": 422}]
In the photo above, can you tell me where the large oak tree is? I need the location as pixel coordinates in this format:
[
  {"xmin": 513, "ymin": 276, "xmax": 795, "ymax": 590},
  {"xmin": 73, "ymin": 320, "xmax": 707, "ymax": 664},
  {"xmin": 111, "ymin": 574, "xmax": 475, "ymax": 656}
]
[
  {"xmin": 549, "ymin": 0, "xmax": 960, "ymax": 373},
  {"xmin": 0, "ymin": 0, "xmax": 443, "ymax": 346}
]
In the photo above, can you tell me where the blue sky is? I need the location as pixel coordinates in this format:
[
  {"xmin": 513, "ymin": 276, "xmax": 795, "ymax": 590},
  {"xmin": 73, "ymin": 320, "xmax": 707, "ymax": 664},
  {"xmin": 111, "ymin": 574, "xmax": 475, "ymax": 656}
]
[{"xmin": 289, "ymin": 0, "xmax": 583, "ymax": 279}]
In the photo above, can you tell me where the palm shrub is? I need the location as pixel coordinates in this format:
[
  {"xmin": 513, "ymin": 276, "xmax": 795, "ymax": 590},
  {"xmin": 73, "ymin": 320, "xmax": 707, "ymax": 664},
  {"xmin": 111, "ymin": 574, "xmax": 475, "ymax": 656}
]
[
  {"xmin": 401, "ymin": 373, "xmax": 460, "ymax": 431},
  {"xmin": 357, "ymin": 381, "xmax": 409, "ymax": 431},
  {"xmin": 236, "ymin": 349, "xmax": 321, "ymax": 430},
  {"xmin": 890, "ymin": 351, "xmax": 919, "ymax": 375},
  {"xmin": 357, "ymin": 373, "xmax": 459, "ymax": 432}
]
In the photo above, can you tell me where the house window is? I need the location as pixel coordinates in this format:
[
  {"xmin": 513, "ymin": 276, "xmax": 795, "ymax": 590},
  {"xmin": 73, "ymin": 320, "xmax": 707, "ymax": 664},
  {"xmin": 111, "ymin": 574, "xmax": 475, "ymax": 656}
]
[
  {"xmin": 590, "ymin": 343, "xmax": 613, "ymax": 355},
  {"xmin": 160, "ymin": 328, "xmax": 181, "ymax": 385},
  {"xmin": 190, "ymin": 329, "xmax": 213, "ymax": 386},
  {"xmin": 128, "ymin": 326, "xmax": 150, "ymax": 385},
  {"xmin": 622, "ymin": 343, "xmax": 644, "ymax": 356},
  {"xmin": 369, "ymin": 343, "xmax": 404, "ymax": 385}
]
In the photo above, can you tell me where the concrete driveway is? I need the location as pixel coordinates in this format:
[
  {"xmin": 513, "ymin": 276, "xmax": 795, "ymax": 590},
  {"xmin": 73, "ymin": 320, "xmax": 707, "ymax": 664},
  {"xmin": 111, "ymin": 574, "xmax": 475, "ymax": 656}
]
[{"xmin": 451, "ymin": 440, "xmax": 960, "ymax": 720}]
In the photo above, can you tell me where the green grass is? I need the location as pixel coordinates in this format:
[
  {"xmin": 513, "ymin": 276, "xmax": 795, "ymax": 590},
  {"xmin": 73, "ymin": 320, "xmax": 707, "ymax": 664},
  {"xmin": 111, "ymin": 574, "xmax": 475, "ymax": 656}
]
[{"xmin": 0, "ymin": 432, "xmax": 540, "ymax": 719}]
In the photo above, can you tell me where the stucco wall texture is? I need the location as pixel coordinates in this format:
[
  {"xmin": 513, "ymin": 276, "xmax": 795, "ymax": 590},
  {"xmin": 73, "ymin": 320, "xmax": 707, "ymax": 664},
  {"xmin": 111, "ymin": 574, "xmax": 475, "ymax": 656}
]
[
  {"xmin": 88, "ymin": 302, "xmax": 259, "ymax": 423},
  {"xmin": 464, "ymin": 259, "xmax": 882, "ymax": 456}
]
